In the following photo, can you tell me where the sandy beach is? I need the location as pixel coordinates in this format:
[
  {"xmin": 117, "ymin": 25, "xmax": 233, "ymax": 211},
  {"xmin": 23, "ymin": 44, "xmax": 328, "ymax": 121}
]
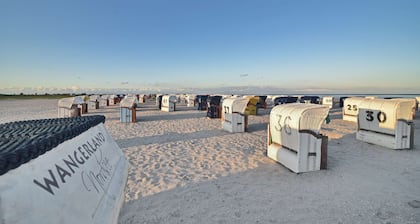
[{"xmin": 1, "ymin": 99, "xmax": 419, "ymax": 224}]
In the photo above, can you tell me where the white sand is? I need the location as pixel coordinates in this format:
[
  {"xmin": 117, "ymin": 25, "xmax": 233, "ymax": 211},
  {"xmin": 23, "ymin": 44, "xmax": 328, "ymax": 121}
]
[
  {"xmin": 0, "ymin": 99, "xmax": 59, "ymax": 124},
  {"xmin": 1, "ymin": 99, "xmax": 419, "ymax": 224}
]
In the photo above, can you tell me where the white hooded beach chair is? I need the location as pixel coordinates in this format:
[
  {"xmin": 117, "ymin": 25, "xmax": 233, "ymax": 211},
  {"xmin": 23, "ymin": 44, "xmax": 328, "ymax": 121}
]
[
  {"xmin": 267, "ymin": 103, "xmax": 329, "ymax": 173},
  {"xmin": 356, "ymin": 98, "xmax": 414, "ymax": 149}
]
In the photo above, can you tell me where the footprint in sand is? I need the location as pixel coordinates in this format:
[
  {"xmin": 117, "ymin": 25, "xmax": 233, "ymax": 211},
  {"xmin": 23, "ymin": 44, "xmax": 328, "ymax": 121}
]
[
  {"xmin": 376, "ymin": 210, "xmax": 395, "ymax": 220},
  {"xmin": 408, "ymin": 200, "xmax": 420, "ymax": 208}
]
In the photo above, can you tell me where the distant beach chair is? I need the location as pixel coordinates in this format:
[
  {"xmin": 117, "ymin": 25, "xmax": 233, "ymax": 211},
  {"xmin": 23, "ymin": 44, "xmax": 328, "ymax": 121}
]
[
  {"xmin": 57, "ymin": 96, "xmax": 84, "ymax": 118},
  {"xmin": 207, "ymin": 95, "xmax": 223, "ymax": 118},
  {"xmin": 120, "ymin": 96, "xmax": 138, "ymax": 123},
  {"xmin": 161, "ymin": 95, "xmax": 177, "ymax": 112},
  {"xmin": 221, "ymin": 98, "xmax": 249, "ymax": 133}
]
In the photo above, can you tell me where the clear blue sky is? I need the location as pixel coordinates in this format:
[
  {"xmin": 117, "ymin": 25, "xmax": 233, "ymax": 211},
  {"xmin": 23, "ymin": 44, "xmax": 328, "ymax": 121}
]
[{"xmin": 1, "ymin": 0, "xmax": 420, "ymax": 94}]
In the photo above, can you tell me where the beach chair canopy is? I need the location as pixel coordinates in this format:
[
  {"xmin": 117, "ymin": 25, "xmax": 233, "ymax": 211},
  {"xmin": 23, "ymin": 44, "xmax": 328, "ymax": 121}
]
[
  {"xmin": 58, "ymin": 97, "xmax": 85, "ymax": 108},
  {"xmin": 89, "ymin": 95, "xmax": 100, "ymax": 101},
  {"xmin": 270, "ymin": 95, "xmax": 284, "ymax": 101},
  {"xmin": 390, "ymin": 98, "xmax": 416, "ymax": 109},
  {"xmin": 322, "ymin": 96, "xmax": 333, "ymax": 103},
  {"xmin": 156, "ymin": 94, "xmax": 163, "ymax": 104},
  {"xmin": 343, "ymin": 97, "xmax": 365, "ymax": 116},
  {"xmin": 208, "ymin": 95, "xmax": 222, "ymax": 105},
  {"xmin": 270, "ymin": 95, "xmax": 283, "ymax": 103},
  {"xmin": 196, "ymin": 95, "xmax": 208, "ymax": 100},
  {"xmin": 176, "ymin": 94, "xmax": 185, "ymax": 99},
  {"xmin": 120, "ymin": 96, "xmax": 138, "ymax": 108},
  {"xmin": 222, "ymin": 98, "xmax": 249, "ymax": 114},
  {"xmin": 100, "ymin": 95, "xmax": 110, "ymax": 100},
  {"xmin": 162, "ymin": 95, "xmax": 177, "ymax": 105},
  {"xmin": 339, "ymin": 96, "xmax": 349, "ymax": 107},
  {"xmin": 365, "ymin": 96, "xmax": 377, "ymax": 99},
  {"xmin": 187, "ymin": 94, "xmax": 196, "ymax": 100},
  {"xmin": 271, "ymin": 103, "xmax": 329, "ymax": 134},
  {"xmin": 392, "ymin": 97, "xmax": 417, "ymax": 112},
  {"xmin": 299, "ymin": 96, "xmax": 321, "ymax": 104},
  {"xmin": 243, "ymin": 96, "xmax": 259, "ymax": 105},
  {"xmin": 274, "ymin": 96, "xmax": 299, "ymax": 105},
  {"xmin": 125, "ymin": 94, "xmax": 137, "ymax": 99},
  {"xmin": 270, "ymin": 103, "xmax": 329, "ymax": 147},
  {"xmin": 78, "ymin": 95, "xmax": 88, "ymax": 102},
  {"xmin": 257, "ymin": 95, "xmax": 267, "ymax": 104},
  {"xmin": 358, "ymin": 98, "xmax": 414, "ymax": 134}
]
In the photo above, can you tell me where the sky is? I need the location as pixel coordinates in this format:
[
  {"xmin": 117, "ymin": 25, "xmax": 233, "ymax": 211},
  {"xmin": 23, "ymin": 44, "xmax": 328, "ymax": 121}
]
[{"xmin": 1, "ymin": 0, "xmax": 420, "ymax": 94}]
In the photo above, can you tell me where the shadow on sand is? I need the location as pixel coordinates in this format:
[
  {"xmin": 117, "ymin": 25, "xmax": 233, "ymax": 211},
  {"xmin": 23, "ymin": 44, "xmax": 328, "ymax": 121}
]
[
  {"xmin": 116, "ymin": 129, "xmax": 232, "ymax": 147},
  {"xmin": 138, "ymin": 111, "xmax": 206, "ymax": 122},
  {"xmin": 247, "ymin": 122, "xmax": 267, "ymax": 132}
]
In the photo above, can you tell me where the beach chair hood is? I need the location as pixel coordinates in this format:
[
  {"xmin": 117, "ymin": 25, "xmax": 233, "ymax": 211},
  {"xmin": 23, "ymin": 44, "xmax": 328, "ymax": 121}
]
[{"xmin": 222, "ymin": 98, "xmax": 249, "ymax": 114}]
